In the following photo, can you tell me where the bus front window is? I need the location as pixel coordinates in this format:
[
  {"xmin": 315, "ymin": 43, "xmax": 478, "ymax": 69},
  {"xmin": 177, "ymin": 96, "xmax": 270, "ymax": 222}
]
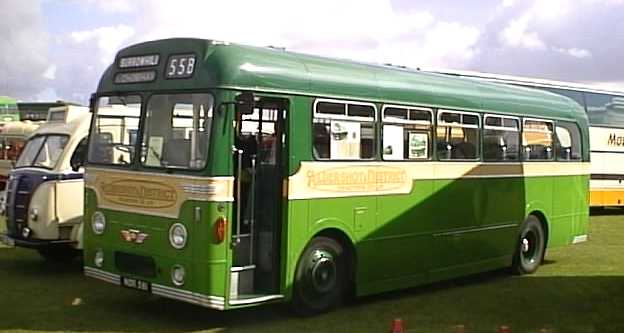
[
  {"xmin": 16, "ymin": 135, "xmax": 69, "ymax": 169},
  {"xmin": 88, "ymin": 96, "xmax": 141, "ymax": 166},
  {"xmin": 141, "ymin": 93, "xmax": 213, "ymax": 170}
]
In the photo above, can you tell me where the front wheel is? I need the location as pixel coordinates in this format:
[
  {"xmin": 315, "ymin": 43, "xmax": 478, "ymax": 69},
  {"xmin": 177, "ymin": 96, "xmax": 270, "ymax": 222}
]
[
  {"xmin": 292, "ymin": 236, "xmax": 348, "ymax": 315},
  {"xmin": 512, "ymin": 216, "xmax": 545, "ymax": 275}
]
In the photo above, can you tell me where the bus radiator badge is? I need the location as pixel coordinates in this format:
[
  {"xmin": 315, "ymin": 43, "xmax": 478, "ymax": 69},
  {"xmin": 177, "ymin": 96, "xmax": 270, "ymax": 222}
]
[{"xmin": 120, "ymin": 229, "xmax": 149, "ymax": 244}]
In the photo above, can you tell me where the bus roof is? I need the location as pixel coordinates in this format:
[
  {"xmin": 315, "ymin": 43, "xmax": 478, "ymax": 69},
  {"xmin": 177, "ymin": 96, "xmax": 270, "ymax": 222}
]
[
  {"xmin": 32, "ymin": 105, "xmax": 91, "ymax": 137},
  {"xmin": 98, "ymin": 38, "xmax": 587, "ymax": 125}
]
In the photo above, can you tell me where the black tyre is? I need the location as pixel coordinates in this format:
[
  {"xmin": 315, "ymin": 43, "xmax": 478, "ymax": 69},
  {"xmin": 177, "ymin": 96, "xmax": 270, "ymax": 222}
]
[
  {"xmin": 292, "ymin": 236, "xmax": 348, "ymax": 315},
  {"xmin": 512, "ymin": 215, "xmax": 545, "ymax": 275},
  {"xmin": 37, "ymin": 247, "xmax": 80, "ymax": 262}
]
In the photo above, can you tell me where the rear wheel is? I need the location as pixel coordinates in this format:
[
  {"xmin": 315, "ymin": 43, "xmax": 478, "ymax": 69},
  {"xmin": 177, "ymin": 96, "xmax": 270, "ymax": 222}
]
[
  {"xmin": 38, "ymin": 247, "xmax": 80, "ymax": 262},
  {"xmin": 292, "ymin": 236, "xmax": 348, "ymax": 315},
  {"xmin": 512, "ymin": 215, "xmax": 545, "ymax": 275}
]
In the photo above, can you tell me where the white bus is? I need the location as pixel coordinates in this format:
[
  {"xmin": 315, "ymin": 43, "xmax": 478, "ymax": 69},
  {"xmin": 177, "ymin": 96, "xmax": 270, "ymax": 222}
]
[
  {"xmin": 0, "ymin": 105, "xmax": 91, "ymax": 260},
  {"xmin": 428, "ymin": 69, "xmax": 624, "ymax": 207}
]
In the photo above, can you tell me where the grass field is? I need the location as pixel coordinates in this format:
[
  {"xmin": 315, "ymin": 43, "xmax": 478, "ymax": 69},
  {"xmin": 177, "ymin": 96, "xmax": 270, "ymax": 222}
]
[{"xmin": 1, "ymin": 211, "xmax": 624, "ymax": 333}]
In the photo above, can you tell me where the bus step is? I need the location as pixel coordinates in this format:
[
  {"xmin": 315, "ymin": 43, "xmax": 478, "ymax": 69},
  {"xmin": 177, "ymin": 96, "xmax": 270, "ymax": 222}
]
[
  {"xmin": 230, "ymin": 265, "xmax": 256, "ymax": 272},
  {"xmin": 230, "ymin": 267, "xmax": 255, "ymax": 297}
]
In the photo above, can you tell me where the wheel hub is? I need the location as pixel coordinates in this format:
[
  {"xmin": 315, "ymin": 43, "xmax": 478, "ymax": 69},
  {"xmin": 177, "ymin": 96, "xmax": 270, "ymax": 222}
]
[
  {"xmin": 521, "ymin": 238, "xmax": 530, "ymax": 253},
  {"xmin": 309, "ymin": 249, "xmax": 336, "ymax": 293}
]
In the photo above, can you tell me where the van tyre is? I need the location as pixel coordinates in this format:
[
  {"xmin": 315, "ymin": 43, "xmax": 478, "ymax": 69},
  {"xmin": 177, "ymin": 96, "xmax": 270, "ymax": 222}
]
[
  {"xmin": 512, "ymin": 215, "xmax": 545, "ymax": 275},
  {"xmin": 293, "ymin": 236, "xmax": 347, "ymax": 315}
]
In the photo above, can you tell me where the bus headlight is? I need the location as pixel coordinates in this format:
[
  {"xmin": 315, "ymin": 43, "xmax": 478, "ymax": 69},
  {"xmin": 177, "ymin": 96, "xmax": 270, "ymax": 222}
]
[
  {"xmin": 171, "ymin": 265, "xmax": 186, "ymax": 286},
  {"xmin": 92, "ymin": 211, "xmax": 106, "ymax": 235},
  {"xmin": 169, "ymin": 223, "xmax": 187, "ymax": 249},
  {"xmin": 29, "ymin": 208, "xmax": 38, "ymax": 222},
  {"xmin": 94, "ymin": 249, "xmax": 104, "ymax": 268}
]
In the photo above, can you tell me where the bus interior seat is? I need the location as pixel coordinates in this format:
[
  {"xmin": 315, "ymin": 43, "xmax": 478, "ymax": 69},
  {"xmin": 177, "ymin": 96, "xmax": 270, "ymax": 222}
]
[
  {"xmin": 484, "ymin": 135, "xmax": 505, "ymax": 160},
  {"xmin": 163, "ymin": 138, "xmax": 190, "ymax": 167},
  {"xmin": 313, "ymin": 123, "xmax": 330, "ymax": 158},
  {"xmin": 454, "ymin": 140, "xmax": 476, "ymax": 159}
]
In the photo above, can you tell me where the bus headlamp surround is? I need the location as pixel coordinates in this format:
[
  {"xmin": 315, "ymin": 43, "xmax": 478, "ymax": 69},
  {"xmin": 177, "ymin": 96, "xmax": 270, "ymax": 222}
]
[
  {"xmin": 169, "ymin": 223, "xmax": 188, "ymax": 249},
  {"xmin": 92, "ymin": 211, "xmax": 106, "ymax": 235}
]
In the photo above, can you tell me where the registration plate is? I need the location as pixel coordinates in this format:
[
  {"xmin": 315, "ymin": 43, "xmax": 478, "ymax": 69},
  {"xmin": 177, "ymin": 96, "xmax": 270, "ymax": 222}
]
[
  {"xmin": 0, "ymin": 234, "xmax": 15, "ymax": 247},
  {"xmin": 121, "ymin": 277, "xmax": 151, "ymax": 292}
]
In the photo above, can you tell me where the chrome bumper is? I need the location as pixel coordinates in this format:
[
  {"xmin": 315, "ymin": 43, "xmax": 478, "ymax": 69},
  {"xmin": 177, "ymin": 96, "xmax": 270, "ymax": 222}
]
[{"xmin": 84, "ymin": 267, "xmax": 225, "ymax": 310}]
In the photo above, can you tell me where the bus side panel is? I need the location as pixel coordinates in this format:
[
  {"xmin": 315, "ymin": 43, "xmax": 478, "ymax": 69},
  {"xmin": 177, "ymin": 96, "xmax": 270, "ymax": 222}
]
[
  {"xmin": 523, "ymin": 174, "xmax": 553, "ymax": 243},
  {"xmin": 358, "ymin": 179, "xmax": 434, "ymax": 295},
  {"xmin": 479, "ymin": 176, "xmax": 525, "ymax": 253},
  {"xmin": 551, "ymin": 175, "xmax": 589, "ymax": 247}
]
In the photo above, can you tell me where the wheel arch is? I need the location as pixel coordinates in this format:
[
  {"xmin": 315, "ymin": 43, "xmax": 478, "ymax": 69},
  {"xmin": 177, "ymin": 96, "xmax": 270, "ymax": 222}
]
[
  {"xmin": 311, "ymin": 228, "xmax": 357, "ymax": 295},
  {"xmin": 528, "ymin": 210, "xmax": 550, "ymax": 249}
]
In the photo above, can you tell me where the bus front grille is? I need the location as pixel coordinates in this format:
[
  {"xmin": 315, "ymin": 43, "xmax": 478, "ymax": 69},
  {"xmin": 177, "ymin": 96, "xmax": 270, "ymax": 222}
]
[
  {"xmin": 115, "ymin": 252, "xmax": 157, "ymax": 278},
  {"xmin": 5, "ymin": 176, "xmax": 32, "ymax": 238}
]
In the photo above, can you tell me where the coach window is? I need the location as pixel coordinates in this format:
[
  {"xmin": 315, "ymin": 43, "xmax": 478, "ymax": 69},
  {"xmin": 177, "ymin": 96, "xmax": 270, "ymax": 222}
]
[
  {"xmin": 555, "ymin": 121, "xmax": 582, "ymax": 161},
  {"xmin": 313, "ymin": 100, "xmax": 376, "ymax": 160},
  {"xmin": 483, "ymin": 115, "xmax": 520, "ymax": 161},
  {"xmin": 522, "ymin": 119, "xmax": 553, "ymax": 160},
  {"xmin": 382, "ymin": 106, "xmax": 432, "ymax": 160},
  {"xmin": 436, "ymin": 110, "xmax": 480, "ymax": 160}
]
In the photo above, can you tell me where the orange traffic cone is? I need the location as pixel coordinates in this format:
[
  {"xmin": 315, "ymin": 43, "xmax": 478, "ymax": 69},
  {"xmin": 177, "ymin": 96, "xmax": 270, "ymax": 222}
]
[
  {"xmin": 497, "ymin": 326, "xmax": 511, "ymax": 333},
  {"xmin": 390, "ymin": 318, "xmax": 404, "ymax": 333}
]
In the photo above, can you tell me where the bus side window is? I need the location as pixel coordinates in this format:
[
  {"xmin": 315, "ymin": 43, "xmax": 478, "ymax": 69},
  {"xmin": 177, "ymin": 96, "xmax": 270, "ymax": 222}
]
[
  {"xmin": 522, "ymin": 119, "xmax": 553, "ymax": 161},
  {"xmin": 436, "ymin": 110, "xmax": 480, "ymax": 160},
  {"xmin": 381, "ymin": 106, "xmax": 432, "ymax": 160},
  {"xmin": 483, "ymin": 115, "xmax": 520, "ymax": 162},
  {"xmin": 312, "ymin": 100, "xmax": 376, "ymax": 160},
  {"xmin": 70, "ymin": 137, "xmax": 88, "ymax": 171},
  {"xmin": 555, "ymin": 121, "xmax": 582, "ymax": 161}
]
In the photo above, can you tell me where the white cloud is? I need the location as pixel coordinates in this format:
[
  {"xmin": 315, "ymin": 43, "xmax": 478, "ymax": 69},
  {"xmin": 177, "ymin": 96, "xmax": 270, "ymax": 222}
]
[
  {"xmin": 499, "ymin": 14, "xmax": 546, "ymax": 50},
  {"xmin": 532, "ymin": 0, "xmax": 570, "ymax": 20},
  {"xmin": 70, "ymin": 25, "xmax": 135, "ymax": 64},
  {"xmin": 124, "ymin": 0, "xmax": 479, "ymax": 70},
  {"xmin": 554, "ymin": 47, "xmax": 592, "ymax": 58},
  {"xmin": 85, "ymin": 0, "xmax": 135, "ymax": 13},
  {"xmin": 42, "ymin": 64, "xmax": 56, "ymax": 80},
  {"xmin": 0, "ymin": 0, "xmax": 50, "ymax": 100},
  {"xmin": 35, "ymin": 87, "xmax": 59, "ymax": 101}
]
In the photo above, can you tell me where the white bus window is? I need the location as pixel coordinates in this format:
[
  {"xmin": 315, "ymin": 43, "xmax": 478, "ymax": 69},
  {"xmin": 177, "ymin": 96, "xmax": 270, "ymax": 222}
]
[
  {"xmin": 436, "ymin": 110, "xmax": 480, "ymax": 160},
  {"xmin": 88, "ymin": 95, "xmax": 141, "ymax": 166},
  {"xmin": 313, "ymin": 100, "xmax": 376, "ymax": 160},
  {"xmin": 584, "ymin": 92, "xmax": 620, "ymax": 126},
  {"xmin": 522, "ymin": 119, "xmax": 553, "ymax": 160},
  {"xmin": 555, "ymin": 121, "xmax": 582, "ymax": 161},
  {"xmin": 16, "ymin": 135, "xmax": 69, "ymax": 169},
  {"xmin": 382, "ymin": 106, "xmax": 432, "ymax": 160},
  {"xmin": 142, "ymin": 93, "xmax": 213, "ymax": 169},
  {"xmin": 483, "ymin": 115, "xmax": 520, "ymax": 162}
]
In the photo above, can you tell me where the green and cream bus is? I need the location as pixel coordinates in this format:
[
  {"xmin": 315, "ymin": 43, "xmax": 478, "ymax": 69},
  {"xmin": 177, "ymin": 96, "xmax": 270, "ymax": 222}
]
[
  {"xmin": 83, "ymin": 38, "xmax": 589, "ymax": 313},
  {"xmin": 0, "ymin": 105, "xmax": 90, "ymax": 260},
  {"xmin": 428, "ymin": 69, "xmax": 624, "ymax": 207}
]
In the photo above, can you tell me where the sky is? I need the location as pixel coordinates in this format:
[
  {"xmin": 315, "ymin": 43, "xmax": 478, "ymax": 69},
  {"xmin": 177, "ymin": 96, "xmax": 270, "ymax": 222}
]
[{"xmin": 1, "ymin": 0, "xmax": 624, "ymax": 104}]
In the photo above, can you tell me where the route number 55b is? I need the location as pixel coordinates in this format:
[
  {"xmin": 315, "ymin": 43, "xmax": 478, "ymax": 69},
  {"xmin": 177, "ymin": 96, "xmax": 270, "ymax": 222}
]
[{"xmin": 166, "ymin": 54, "xmax": 196, "ymax": 79}]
